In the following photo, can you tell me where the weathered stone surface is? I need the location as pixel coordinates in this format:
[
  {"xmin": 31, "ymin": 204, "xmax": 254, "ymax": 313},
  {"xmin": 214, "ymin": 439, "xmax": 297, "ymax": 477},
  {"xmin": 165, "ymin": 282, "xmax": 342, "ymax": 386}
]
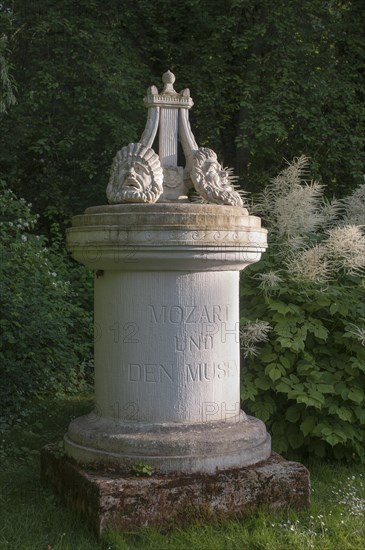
[
  {"xmin": 41, "ymin": 446, "xmax": 310, "ymax": 535},
  {"xmin": 66, "ymin": 203, "xmax": 265, "ymax": 272},
  {"xmin": 65, "ymin": 201, "xmax": 270, "ymax": 474},
  {"xmin": 64, "ymin": 414, "xmax": 271, "ymax": 474}
]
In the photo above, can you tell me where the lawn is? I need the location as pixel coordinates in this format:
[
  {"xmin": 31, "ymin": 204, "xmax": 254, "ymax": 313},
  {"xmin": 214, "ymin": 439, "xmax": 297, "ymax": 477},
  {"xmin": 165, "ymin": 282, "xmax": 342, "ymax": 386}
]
[{"xmin": 0, "ymin": 396, "xmax": 364, "ymax": 550}]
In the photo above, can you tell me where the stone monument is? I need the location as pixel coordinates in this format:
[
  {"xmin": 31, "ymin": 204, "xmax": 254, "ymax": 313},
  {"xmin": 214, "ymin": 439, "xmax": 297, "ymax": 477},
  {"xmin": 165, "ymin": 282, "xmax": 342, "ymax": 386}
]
[{"xmin": 41, "ymin": 71, "xmax": 310, "ymax": 533}]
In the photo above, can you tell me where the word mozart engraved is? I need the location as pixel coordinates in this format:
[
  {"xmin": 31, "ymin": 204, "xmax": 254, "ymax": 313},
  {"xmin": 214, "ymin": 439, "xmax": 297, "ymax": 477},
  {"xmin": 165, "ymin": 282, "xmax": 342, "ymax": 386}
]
[{"xmin": 149, "ymin": 304, "xmax": 230, "ymax": 324}]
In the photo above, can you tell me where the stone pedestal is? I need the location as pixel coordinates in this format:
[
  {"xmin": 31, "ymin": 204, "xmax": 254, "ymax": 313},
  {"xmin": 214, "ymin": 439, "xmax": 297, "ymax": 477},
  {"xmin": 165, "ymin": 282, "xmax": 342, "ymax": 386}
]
[
  {"xmin": 64, "ymin": 203, "xmax": 270, "ymax": 473},
  {"xmin": 41, "ymin": 447, "xmax": 310, "ymax": 535},
  {"xmin": 41, "ymin": 70, "xmax": 311, "ymax": 532}
]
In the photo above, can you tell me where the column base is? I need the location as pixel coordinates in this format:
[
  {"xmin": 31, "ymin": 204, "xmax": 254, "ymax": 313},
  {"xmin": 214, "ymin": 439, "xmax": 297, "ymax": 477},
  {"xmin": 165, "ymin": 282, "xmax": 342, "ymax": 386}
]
[
  {"xmin": 41, "ymin": 446, "xmax": 310, "ymax": 535},
  {"xmin": 64, "ymin": 412, "xmax": 271, "ymax": 474}
]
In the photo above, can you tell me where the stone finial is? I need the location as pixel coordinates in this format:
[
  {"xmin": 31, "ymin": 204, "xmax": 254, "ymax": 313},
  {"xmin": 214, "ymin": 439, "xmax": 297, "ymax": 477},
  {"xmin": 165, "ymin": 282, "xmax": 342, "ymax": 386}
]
[{"xmin": 162, "ymin": 70, "xmax": 177, "ymax": 94}]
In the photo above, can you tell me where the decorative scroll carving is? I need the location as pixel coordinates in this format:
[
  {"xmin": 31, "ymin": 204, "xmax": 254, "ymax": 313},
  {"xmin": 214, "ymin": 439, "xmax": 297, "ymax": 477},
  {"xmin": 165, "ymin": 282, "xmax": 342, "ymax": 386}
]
[
  {"xmin": 107, "ymin": 143, "xmax": 163, "ymax": 204},
  {"xmin": 191, "ymin": 148, "xmax": 244, "ymax": 207}
]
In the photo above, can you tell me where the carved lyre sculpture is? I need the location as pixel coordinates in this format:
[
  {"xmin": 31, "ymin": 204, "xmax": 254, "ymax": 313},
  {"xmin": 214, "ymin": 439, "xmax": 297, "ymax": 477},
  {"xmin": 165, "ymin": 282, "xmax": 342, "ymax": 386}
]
[{"xmin": 106, "ymin": 70, "xmax": 244, "ymax": 207}]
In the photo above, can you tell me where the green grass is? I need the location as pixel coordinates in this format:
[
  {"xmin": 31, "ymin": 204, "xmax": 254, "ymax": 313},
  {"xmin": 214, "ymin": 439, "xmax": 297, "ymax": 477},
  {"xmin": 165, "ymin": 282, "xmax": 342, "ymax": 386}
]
[{"xmin": 0, "ymin": 396, "xmax": 364, "ymax": 550}]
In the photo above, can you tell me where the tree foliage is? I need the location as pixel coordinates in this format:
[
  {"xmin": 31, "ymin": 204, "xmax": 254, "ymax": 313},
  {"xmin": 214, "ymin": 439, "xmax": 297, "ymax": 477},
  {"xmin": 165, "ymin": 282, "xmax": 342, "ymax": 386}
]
[
  {"xmin": 0, "ymin": 0, "xmax": 150, "ymax": 227},
  {"xmin": 0, "ymin": 1, "xmax": 364, "ymax": 227},
  {"xmin": 0, "ymin": 2, "xmax": 16, "ymax": 113},
  {"xmin": 121, "ymin": 0, "xmax": 365, "ymax": 194},
  {"xmin": 0, "ymin": 183, "xmax": 93, "ymax": 424}
]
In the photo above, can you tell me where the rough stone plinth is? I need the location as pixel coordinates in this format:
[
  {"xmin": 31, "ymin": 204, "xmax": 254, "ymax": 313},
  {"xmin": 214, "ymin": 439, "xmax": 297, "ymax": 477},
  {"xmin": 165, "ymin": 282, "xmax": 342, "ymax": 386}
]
[{"xmin": 41, "ymin": 445, "xmax": 310, "ymax": 535}]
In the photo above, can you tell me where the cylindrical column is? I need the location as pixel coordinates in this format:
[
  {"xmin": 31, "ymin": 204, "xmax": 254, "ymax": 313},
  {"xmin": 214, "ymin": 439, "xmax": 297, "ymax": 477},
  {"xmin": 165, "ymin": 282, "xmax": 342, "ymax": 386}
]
[
  {"xmin": 94, "ymin": 270, "xmax": 240, "ymax": 423},
  {"xmin": 64, "ymin": 204, "xmax": 271, "ymax": 473}
]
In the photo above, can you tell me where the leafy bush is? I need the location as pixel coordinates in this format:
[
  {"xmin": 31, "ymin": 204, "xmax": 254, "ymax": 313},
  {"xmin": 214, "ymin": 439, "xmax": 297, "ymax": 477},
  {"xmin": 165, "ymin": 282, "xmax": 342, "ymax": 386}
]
[
  {"xmin": 0, "ymin": 183, "xmax": 93, "ymax": 424},
  {"xmin": 240, "ymin": 157, "xmax": 365, "ymax": 461}
]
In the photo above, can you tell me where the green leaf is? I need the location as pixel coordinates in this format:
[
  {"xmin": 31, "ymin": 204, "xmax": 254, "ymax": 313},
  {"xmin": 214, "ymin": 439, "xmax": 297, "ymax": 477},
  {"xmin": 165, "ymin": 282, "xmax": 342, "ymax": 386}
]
[
  {"xmin": 297, "ymin": 362, "xmax": 315, "ymax": 374},
  {"xmin": 250, "ymin": 400, "xmax": 276, "ymax": 423},
  {"xmin": 323, "ymin": 428, "xmax": 349, "ymax": 446},
  {"xmin": 307, "ymin": 320, "xmax": 329, "ymax": 341},
  {"xmin": 296, "ymin": 392, "xmax": 324, "ymax": 408},
  {"xmin": 286, "ymin": 406, "xmax": 301, "ymax": 423},
  {"xmin": 347, "ymin": 387, "xmax": 364, "ymax": 403},
  {"xmin": 288, "ymin": 429, "xmax": 304, "ymax": 449},
  {"xmin": 265, "ymin": 363, "xmax": 284, "ymax": 381},
  {"xmin": 349, "ymin": 359, "xmax": 365, "ymax": 374},
  {"xmin": 260, "ymin": 352, "xmax": 278, "ymax": 364},
  {"xmin": 335, "ymin": 407, "xmax": 353, "ymax": 422},
  {"xmin": 300, "ymin": 415, "xmax": 317, "ymax": 437},
  {"xmin": 267, "ymin": 301, "xmax": 293, "ymax": 316},
  {"xmin": 277, "ymin": 337, "xmax": 293, "ymax": 349},
  {"xmin": 354, "ymin": 406, "xmax": 365, "ymax": 424},
  {"xmin": 255, "ymin": 377, "xmax": 271, "ymax": 391},
  {"xmin": 279, "ymin": 355, "xmax": 291, "ymax": 369},
  {"xmin": 276, "ymin": 380, "xmax": 291, "ymax": 393},
  {"xmin": 316, "ymin": 383, "xmax": 335, "ymax": 394}
]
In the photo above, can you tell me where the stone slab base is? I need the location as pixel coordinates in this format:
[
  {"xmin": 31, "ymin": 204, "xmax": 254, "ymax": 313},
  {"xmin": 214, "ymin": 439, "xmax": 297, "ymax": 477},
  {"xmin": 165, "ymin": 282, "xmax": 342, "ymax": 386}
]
[{"xmin": 41, "ymin": 445, "xmax": 310, "ymax": 535}]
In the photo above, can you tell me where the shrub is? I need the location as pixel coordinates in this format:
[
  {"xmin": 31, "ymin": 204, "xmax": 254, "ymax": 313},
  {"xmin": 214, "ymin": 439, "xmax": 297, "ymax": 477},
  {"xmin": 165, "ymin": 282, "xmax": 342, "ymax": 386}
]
[
  {"xmin": 240, "ymin": 157, "xmax": 365, "ymax": 461},
  {"xmin": 0, "ymin": 183, "xmax": 93, "ymax": 424}
]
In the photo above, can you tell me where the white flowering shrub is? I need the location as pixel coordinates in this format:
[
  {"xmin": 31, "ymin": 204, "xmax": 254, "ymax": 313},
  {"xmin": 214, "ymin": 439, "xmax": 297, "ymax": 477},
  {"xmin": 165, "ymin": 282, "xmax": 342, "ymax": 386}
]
[
  {"xmin": 240, "ymin": 157, "xmax": 365, "ymax": 461},
  {"xmin": 0, "ymin": 183, "xmax": 93, "ymax": 423}
]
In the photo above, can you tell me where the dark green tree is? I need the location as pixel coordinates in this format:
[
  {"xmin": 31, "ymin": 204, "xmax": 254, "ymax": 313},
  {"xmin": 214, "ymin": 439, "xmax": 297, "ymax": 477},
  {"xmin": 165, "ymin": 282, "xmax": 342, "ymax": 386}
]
[
  {"xmin": 0, "ymin": 0, "xmax": 150, "ymax": 228},
  {"xmin": 0, "ymin": 2, "xmax": 16, "ymax": 113},
  {"xmin": 1, "ymin": 0, "xmax": 364, "ymax": 227},
  {"xmin": 121, "ymin": 0, "xmax": 365, "ymax": 195}
]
